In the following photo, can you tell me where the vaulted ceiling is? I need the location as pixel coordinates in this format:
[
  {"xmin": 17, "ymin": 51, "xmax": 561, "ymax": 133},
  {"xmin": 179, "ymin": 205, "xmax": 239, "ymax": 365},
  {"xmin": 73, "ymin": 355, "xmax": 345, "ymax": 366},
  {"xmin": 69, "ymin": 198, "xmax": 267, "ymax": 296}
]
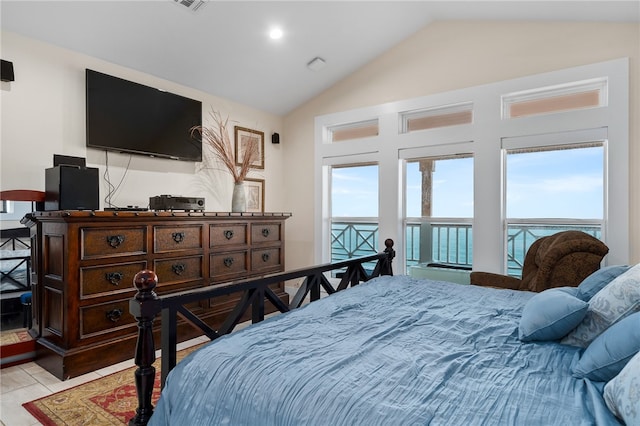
[{"xmin": 2, "ymin": 1, "xmax": 638, "ymax": 115}]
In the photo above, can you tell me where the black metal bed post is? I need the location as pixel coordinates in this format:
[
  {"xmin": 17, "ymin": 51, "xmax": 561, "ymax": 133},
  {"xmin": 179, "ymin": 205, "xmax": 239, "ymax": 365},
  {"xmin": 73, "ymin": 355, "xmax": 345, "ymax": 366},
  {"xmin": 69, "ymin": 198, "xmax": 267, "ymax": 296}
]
[
  {"xmin": 382, "ymin": 238, "xmax": 396, "ymax": 275},
  {"xmin": 129, "ymin": 270, "xmax": 162, "ymax": 426},
  {"xmin": 371, "ymin": 238, "xmax": 395, "ymax": 277}
]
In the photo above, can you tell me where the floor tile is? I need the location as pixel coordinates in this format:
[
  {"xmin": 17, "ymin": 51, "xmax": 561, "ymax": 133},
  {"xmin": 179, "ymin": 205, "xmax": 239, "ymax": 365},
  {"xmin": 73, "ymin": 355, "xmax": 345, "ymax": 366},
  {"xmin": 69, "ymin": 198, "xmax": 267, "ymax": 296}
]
[
  {"xmin": 0, "ymin": 365, "xmax": 37, "ymax": 394},
  {"xmin": 30, "ymin": 368, "xmax": 67, "ymax": 390},
  {"xmin": 95, "ymin": 358, "xmax": 135, "ymax": 377},
  {"xmin": 18, "ymin": 362, "xmax": 48, "ymax": 376},
  {"xmin": 0, "ymin": 382, "xmax": 50, "ymax": 425},
  {"xmin": 44, "ymin": 371, "xmax": 101, "ymax": 394}
]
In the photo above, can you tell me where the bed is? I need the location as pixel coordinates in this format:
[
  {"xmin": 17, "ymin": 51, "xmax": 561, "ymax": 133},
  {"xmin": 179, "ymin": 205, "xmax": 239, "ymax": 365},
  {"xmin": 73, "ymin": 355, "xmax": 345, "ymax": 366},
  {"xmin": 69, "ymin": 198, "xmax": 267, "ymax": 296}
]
[{"xmin": 129, "ymin": 246, "xmax": 638, "ymax": 426}]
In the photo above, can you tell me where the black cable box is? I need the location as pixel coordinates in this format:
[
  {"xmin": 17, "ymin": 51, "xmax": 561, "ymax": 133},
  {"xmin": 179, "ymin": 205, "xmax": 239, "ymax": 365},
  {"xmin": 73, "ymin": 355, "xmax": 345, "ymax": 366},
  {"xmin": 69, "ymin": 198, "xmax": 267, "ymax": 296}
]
[{"xmin": 104, "ymin": 206, "xmax": 148, "ymax": 212}]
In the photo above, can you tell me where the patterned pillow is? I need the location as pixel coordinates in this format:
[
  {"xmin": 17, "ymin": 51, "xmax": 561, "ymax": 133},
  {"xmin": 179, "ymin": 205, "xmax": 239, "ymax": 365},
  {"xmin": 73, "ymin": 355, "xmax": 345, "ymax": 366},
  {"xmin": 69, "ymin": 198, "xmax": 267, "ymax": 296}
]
[
  {"xmin": 604, "ymin": 350, "xmax": 640, "ymax": 425},
  {"xmin": 561, "ymin": 263, "xmax": 640, "ymax": 348}
]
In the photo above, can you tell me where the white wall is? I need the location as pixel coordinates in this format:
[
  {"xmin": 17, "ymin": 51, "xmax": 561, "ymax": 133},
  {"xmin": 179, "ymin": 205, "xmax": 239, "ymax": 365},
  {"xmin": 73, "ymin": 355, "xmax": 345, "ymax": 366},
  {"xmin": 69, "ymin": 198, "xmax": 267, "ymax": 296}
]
[
  {"xmin": 1, "ymin": 31, "xmax": 285, "ymax": 213},
  {"xmin": 283, "ymin": 21, "xmax": 640, "ymax": 270}
]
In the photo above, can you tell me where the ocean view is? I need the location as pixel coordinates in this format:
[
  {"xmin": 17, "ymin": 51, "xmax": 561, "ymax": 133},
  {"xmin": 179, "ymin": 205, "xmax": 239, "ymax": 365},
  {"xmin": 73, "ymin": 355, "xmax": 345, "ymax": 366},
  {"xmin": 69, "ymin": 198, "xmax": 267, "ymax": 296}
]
[{"xmin": 333, "ymin": 222, "xmax": 601, "ymax": 277}]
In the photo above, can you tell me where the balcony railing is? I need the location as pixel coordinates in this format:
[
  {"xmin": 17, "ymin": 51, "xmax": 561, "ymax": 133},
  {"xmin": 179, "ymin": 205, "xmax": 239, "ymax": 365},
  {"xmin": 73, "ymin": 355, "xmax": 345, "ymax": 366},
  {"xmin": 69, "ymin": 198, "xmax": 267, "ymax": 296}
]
[
  {"xmin": 505, "ymin": 222, "xmax": 601, "ymax": 277},
  {"xmin": 406, "ymin": 220, "xmax": 473, "ymax": 270},
  {"xmin": 331, "ymin": 221, "xmax": 379, "ymax": 274},
  {"xmin": 332, "ymin": 219, "xmax": 602, "ymax": 277}
]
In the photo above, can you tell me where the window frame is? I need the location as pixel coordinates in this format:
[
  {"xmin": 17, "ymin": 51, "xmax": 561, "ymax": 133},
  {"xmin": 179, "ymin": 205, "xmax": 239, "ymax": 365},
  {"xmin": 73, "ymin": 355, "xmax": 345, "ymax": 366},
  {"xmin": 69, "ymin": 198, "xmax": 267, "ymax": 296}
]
[
  {"xmin": 314, "ymin": 59, "xmax": 629, "ymax": 273},
  {"xmin": 502, "ymin": 132, "xmax": 607, "ymax": 275}
]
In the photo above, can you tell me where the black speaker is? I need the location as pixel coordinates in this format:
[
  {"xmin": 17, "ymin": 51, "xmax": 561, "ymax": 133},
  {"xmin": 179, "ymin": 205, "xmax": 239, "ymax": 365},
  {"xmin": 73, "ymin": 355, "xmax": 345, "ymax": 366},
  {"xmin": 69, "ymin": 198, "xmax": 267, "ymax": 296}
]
[
  {"xmin": 45, "ymin": 166, "xmax": 99, "ymax": 211},
  {"xmin": 272, "ymin": 132, "xmax": 280, "ymax": 144},
  {"xmin": 1, "ymin": 60, "xmax": 14, "ymax": 82}
]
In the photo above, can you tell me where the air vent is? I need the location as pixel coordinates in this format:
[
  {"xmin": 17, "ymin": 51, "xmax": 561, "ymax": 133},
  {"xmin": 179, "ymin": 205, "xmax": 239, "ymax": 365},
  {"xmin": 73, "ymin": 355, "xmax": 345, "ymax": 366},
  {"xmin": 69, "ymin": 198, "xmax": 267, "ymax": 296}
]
[{"xmin": 172, "ymin": 0, "xmax": 207, "ymax": 12}]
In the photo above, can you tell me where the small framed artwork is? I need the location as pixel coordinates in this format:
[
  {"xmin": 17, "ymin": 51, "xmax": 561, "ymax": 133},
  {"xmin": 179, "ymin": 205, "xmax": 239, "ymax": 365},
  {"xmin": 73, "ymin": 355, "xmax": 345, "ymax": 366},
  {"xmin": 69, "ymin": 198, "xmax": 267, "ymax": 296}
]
[
  {"xmin": 244, "ymin": 178, "xmax": 264, "ymax": 213},
  {"xmin": 235, "ymin": 126, "xmax": 264, "ymax": 169}
]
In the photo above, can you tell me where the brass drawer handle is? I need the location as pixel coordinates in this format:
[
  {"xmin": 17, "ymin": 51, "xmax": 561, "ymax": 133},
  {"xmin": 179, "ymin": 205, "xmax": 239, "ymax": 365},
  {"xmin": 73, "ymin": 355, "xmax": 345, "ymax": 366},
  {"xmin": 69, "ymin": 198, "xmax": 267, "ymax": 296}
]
[
  {"xmin": 224, "ymin": 230, "xmax": 234, "ymax": 240},
  {"xmin": 106, "ymin": 308, "xmax": 123, "ymax": 323},
  {"xmin": 172, "ymin": 263, "xmax": 186, "ymax": 275},
  {"xmin": 261, "ymin": 252, "xmax": 270, "ymax": 262},
  {"xmin": 105, "ymin": 272, "xmax": 124, "ymax": 286},
  {"xmin": 261, "ymin": 228, "xmax": 270, "ymax": 238},
  {"xmin": 223, "ymin": 257, "xmax": 234, "ymax": 268},
  {"xmin": 172, "ymin": 232, "xmax": 185, "ymax": 243},
  {"xmin": 106, "ymin": 235, "xmax": 125, "ymax": 248}
]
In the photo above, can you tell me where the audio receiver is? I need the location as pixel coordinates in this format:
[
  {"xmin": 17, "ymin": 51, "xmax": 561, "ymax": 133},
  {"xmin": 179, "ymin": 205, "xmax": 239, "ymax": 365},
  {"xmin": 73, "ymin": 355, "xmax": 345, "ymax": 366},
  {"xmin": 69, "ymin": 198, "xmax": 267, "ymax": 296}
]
[{"xmin": 149, "ymin": 195, "xmax": 205, "ymax": 211}]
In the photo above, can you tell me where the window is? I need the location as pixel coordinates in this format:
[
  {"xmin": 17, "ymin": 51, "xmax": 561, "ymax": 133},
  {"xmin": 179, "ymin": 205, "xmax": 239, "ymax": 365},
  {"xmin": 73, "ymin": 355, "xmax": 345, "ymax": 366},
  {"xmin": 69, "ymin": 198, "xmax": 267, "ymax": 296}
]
[
  {"xmin": 328, "ymin": 120, "xmax": 379, "ymax": 143},
  {"xmin": 502, "ymin": 78, "xmax": 607, "ymax": 119},
  {"xmin": 405, "ymin": 155, "xmax": 473, "ymax": 271},
  {"xmin": 401, "ymin": 103, "xmax": 473, "ymax": 133},
  {"xmin": 331, "ymin": 164, "xmax": 379, "ymax": 265},
  {"xmin": 504, "ymin": 143, "xmax": 604, "ymax": 276}
]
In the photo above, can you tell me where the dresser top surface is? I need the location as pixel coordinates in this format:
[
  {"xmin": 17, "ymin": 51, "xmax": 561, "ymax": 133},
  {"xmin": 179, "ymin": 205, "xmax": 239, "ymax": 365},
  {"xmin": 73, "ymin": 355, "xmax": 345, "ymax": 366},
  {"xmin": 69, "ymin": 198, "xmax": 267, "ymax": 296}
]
[{"xmin": 25, "ymin": 211, "xmax": 292, "ymax": 221}]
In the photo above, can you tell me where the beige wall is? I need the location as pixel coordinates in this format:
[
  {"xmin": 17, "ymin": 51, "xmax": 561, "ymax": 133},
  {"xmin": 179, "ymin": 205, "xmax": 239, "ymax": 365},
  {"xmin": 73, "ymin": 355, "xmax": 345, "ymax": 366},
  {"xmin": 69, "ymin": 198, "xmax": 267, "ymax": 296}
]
[
  {"xmin": 283, "ymin": 21, "xmax": 640, "ymax": 269},
  {"xmin": 2, "ymin": 22, "xmax": 638, "ymax": 270},
  {"xmin": 0, "ymin": 31, "xmax": 285, "ymax": 213}
]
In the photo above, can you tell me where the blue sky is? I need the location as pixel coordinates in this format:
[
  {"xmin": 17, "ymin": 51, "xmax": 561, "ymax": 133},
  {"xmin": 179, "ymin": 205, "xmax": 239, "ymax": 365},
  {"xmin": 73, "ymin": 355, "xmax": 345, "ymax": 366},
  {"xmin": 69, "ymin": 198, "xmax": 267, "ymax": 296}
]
[
  {"xmin": 331, "ymin": 166, "xmax": 379, "ymax": 217},
  {"xmin": 332, "ymin": 145, "xmax": 603, "ymax": 219}
]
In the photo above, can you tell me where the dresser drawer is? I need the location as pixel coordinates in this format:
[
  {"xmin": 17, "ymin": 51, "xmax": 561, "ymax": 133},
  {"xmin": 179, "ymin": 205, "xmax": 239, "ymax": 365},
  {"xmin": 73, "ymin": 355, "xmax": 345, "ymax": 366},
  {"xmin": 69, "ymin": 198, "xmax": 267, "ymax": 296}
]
[
  {"xmin": 251, "ymin": 247, "xmax": 282, "ymax": 273},
  {"xmin": 210, "ymin": 223, "xmax": 248, "ymax": 248},
  {"xmin": 251, "ymin": 223, "xmax": 281, "ymax": 244},
  {"xmin": 80, "ymin": 261, "xmax": 147, "ymax": 299},
  {"xmin": 153, "ymin": 255, "xmax": 203, "ymax": 286},
  {"xmin": 81, "ymin": 227, "xmax": 147, "ymax": 259},
  {"xmin": 210, "ymin": 250, "xmax": 248, "ymax": 282},
  {"xmin": 80, "ymin": 299, "xmax": 135, "ymax": 338},
  {"xmin": 154, "ymin": 225, "xmax": 203, "ymax": 253}
]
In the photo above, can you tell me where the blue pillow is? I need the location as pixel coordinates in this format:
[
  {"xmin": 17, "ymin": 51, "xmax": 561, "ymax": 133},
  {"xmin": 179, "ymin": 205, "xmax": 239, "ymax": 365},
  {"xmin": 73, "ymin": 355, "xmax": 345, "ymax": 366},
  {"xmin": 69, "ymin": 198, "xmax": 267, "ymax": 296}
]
[
  {"xmin": 519, "ymin": 288, "xmax": 588, "ymax": 342},
  {"xmin": 571, "ymin": 312, "xmax": 640, "ymax": 382},
  {"xmin": 576, "ymin": 265, "xmax": 631, "ymax": 301},
  {"xmin": 553, "ymin": 286, "xmax": 580, "ymax": 297}
]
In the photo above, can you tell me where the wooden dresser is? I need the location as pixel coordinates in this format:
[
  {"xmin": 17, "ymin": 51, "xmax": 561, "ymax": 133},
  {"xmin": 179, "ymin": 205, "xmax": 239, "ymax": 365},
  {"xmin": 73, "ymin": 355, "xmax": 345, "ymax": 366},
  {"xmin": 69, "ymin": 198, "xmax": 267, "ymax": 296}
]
[{"xmin": 24, "ymin": 211, "xmax": 291, "ymax": 379}]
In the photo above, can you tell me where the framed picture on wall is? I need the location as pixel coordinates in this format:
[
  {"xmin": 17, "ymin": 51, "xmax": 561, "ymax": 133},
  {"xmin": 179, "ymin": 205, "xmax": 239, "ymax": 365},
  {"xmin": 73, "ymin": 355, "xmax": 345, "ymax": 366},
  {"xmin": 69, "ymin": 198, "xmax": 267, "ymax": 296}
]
[
  {"xmin": 235, "ymin": 126, "xmax": 264, "ymax": 169},
  {"xmin": 244, "ymin": 178, "xmax": 264, "ymax": 213}
]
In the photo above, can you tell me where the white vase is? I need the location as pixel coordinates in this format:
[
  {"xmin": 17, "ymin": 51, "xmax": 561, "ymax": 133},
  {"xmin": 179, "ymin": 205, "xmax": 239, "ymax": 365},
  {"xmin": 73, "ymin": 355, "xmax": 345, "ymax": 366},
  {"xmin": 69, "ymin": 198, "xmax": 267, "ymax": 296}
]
[{"xmin": 231, "ymin": 181, "xmax": 246, "ymax": 212}]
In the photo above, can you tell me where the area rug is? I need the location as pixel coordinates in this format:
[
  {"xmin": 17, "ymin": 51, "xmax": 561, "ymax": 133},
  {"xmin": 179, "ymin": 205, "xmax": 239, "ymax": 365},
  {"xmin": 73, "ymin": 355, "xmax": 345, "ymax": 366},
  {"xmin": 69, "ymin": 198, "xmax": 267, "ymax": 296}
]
[
  {"xmin": 0, "ymin": 328, "xmax": 31, "ymax": 346},
  {"xmin": 1, "ymin": 328, "xmax": 35, "ymax": 367},
  {"xmin": 23, "ymin": 344, "xmax": 202, "ymax": 425}
]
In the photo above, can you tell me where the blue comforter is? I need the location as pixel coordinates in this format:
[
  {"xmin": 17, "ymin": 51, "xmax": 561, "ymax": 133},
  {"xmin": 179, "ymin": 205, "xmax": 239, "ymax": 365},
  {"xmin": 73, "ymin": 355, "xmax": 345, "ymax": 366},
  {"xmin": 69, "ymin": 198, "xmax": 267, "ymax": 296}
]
[{"xmin": 150, "ymin": 276, "xmax": 620, "ymax": 425}]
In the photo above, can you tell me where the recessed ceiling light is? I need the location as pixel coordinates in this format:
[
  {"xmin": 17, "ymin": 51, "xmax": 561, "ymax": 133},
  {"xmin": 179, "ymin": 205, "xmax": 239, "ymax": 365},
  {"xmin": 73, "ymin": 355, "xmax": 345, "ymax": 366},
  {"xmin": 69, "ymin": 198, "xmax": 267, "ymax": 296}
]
[{"xmin": 269, "ymin": 28, "xmax": 283, "ymax": 40}]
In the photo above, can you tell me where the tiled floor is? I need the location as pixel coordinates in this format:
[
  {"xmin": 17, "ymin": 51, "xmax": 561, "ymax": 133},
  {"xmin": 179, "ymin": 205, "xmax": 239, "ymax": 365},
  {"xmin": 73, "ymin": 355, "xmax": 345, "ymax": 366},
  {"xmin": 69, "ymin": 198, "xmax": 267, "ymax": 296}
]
[{"xmin": 0, "ymin": 334, "xmax": 210, "ymax": 426}]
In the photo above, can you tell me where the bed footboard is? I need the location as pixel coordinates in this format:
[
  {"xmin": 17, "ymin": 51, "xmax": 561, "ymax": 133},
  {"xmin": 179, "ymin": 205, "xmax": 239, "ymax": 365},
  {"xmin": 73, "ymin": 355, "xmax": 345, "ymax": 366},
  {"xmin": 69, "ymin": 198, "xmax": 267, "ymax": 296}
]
[{"xmin": 128, "ymin": 239, "xmax": 394, "ymax": 425}]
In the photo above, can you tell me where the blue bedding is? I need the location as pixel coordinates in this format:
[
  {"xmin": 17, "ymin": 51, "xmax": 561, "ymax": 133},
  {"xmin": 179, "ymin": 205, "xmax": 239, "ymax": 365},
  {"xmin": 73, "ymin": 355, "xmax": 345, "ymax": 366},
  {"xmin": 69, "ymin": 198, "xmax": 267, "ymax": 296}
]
[{"xmin": 150, "ymin": 276, "xmax": 621, "ymax": 425}]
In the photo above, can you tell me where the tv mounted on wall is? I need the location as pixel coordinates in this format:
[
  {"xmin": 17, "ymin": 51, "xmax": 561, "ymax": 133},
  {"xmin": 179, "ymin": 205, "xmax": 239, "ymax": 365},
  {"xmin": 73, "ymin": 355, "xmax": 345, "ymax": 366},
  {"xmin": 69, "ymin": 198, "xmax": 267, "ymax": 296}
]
[{"xmin": 86, "ymin": 69, "xmax": 202, "ymax": 161}]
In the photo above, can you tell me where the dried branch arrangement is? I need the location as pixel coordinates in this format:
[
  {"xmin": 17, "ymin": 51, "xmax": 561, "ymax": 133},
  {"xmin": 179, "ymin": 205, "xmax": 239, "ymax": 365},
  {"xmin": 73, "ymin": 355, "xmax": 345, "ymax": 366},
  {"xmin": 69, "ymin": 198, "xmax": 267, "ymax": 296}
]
[{"xmin": 190, "ymin": 109, "xmax": 259, "ymax": 183}]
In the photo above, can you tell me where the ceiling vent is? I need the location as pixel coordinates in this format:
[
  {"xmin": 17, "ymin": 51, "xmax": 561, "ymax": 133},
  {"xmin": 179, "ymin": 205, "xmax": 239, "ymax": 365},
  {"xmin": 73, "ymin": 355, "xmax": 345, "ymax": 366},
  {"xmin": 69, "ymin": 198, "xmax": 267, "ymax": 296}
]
[{"xmin": 172, "ymin": 0, "xmax": 207, "ymax": 13}]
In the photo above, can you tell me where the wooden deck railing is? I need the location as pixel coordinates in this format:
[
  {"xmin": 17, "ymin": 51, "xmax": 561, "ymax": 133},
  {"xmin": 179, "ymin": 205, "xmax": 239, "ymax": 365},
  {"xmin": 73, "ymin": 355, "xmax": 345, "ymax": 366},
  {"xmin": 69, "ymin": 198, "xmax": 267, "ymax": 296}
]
[{"xmin": 128, "ymin": 239, "xmax": 395, "ymax": 425}]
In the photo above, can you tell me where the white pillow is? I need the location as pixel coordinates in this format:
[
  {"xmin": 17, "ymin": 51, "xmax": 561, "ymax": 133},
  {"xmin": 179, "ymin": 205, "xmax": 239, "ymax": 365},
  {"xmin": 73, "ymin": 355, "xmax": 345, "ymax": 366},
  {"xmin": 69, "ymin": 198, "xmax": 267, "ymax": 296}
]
[
  {"xmin": 561, "ymin": 263, "xmax": 640, "ymax": 348},
  {"xmin": 604, "ymin": 350, "xmax": 640, "ymax": 425}
]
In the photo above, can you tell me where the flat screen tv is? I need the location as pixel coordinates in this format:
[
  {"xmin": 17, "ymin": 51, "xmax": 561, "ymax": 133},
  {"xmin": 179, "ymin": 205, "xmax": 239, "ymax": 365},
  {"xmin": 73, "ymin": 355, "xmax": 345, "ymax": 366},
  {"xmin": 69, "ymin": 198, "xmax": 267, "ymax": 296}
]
[{"xmin": 86, "ymin": 69, "xmax": 202, "ymax": 161}]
